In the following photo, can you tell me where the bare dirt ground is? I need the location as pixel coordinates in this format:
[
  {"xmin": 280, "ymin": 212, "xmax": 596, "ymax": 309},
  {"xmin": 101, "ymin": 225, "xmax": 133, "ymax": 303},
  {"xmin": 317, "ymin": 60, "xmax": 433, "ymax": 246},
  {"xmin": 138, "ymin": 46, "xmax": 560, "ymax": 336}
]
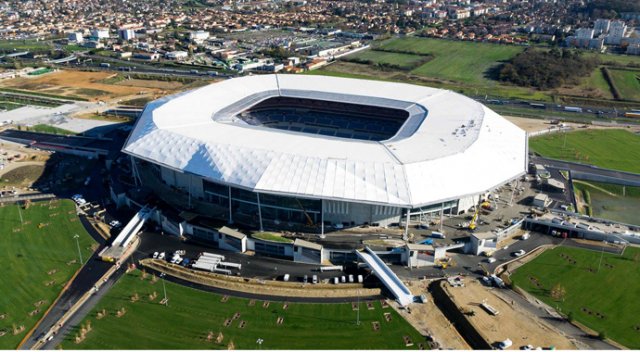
[
  {"xmin": 443, "ymin": 279, "xmax": 577, "ymax": 350},
  {"xmin": 115, "ymin": 78, "xmax": 183, "ymax": 90},
  {"xmin": 0, "ymin": 140, "xmax": 52, "ymax": 189},
  {"xmin": 504, "ymin": 116, "xmax": 557, "ymax": 133},
  {"xmin": 0, "ymin": 163, "xmax": 46, "ymax": 187},
  {"xmin": 395, "ymin": 280, "xmax": 470, "ymax": 350},
  {"xmin": 0, "ymin": 70, "xmax": 170, "ymax": 102}
]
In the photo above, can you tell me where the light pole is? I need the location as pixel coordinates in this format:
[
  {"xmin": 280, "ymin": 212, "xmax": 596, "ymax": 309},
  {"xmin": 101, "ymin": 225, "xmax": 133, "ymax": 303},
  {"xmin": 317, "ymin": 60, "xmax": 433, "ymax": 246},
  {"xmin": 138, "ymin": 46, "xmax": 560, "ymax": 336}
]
[
  {"xmin": 160, "ymin": 273, "xmax": 168, "ymax": 306},
  {"xmin": 597, "ymin": 241, "xmax": 605, "ymax": 272},
  {"xmin": 73, "ymin": 234, "xmax": 83, "ymax": 265},
  {"xmin": 18, "ymin": 201, "xmax": 23, "ymax": 225},
  {"xmin": 356, "ymin": 288, "xmax": 360, "ymax": 326},
  {"xmin": 256, "ymin": 338, "xmax": 264, "ymax": 350}
]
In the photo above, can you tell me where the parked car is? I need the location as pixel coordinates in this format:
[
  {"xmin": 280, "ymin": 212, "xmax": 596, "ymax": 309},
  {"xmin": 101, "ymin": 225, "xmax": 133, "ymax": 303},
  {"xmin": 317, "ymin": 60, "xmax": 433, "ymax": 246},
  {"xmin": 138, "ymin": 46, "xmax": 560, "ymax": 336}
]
[
  {"xmin": 512, "ymin": 249, "xmax": 526, "ymax": 257},
  {"xmin": 487, "ymin": 258, "xmax": 497, "ymax": 264},
  {"xmin": 497, "ymin": 339, "xmax": 513, "ymax": 350}
]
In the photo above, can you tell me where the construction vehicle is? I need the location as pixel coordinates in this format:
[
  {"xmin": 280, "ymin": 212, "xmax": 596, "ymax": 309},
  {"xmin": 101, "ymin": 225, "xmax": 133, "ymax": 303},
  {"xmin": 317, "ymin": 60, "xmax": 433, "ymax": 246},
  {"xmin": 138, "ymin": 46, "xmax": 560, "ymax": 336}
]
[
  {"xmin": 469, "ymin": 201, "xmax": 492, "ymax": 230},
  {"xmin": 435, "ymin": 257, "xmax": 453, "ymax": 269}
]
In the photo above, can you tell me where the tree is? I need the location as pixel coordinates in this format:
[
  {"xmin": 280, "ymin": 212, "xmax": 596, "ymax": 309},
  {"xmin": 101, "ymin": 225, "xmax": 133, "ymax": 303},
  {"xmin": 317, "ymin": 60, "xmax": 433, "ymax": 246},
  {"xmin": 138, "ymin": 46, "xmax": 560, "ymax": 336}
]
[{"xmin": 550, "ymin": 283, "xmax": 567, "ymax": 301}]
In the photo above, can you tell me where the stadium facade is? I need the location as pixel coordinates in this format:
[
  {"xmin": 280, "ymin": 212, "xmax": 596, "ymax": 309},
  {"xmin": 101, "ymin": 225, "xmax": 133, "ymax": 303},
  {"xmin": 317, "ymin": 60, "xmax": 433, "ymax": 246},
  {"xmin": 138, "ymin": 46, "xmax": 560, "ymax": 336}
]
[{"xmin": 123, "ymin": 74, "xmax": 527, "ymax": 233}]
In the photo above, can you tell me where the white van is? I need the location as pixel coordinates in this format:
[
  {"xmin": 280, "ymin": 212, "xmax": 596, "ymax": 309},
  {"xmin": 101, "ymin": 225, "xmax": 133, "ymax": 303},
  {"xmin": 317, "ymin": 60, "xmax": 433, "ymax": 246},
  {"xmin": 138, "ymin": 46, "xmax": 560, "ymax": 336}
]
[
  {"xmin": 312, "ymin": 275, "xmax": 318, "ymax": 284},
  {"xmin": 283, "ymin": 274, "xmax": 290, "ymax": 282}
]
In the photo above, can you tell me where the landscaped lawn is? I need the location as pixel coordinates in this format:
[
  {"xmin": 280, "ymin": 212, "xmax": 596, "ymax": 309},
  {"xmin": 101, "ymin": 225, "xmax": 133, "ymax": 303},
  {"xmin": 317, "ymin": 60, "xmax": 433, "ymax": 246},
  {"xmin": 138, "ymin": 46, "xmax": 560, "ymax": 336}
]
[
  {"xmin": 0, "ymin": 200, "xmax": 96, "ymax": 348},
  {"xmin": 608, "ymin": 68, "xmax": 640, "ymax": 101},
  {"xmin": 0, "ymin": 39, "xmax": 52, "ymax": 52},
  {"xmin": 67, "ymin": 270, "xmax": 425, "ymax": 349},
  {"xmin": 25, "ymin": 124, "xmax": 76, "ymax": 135},
  {"xmin": 377, "ymin": 37, "xmax": 524, "ymax": 85},
  {"xmin": 512, "ymin": 246, "xmax": 640, "ymax": 348},
  {"xmin": 529, "ymin": 129, "xmax": 640, "ymax": 173},
  {"xmin": 251, "ymin": 232, "xmax": 293, "ymax": 243}
]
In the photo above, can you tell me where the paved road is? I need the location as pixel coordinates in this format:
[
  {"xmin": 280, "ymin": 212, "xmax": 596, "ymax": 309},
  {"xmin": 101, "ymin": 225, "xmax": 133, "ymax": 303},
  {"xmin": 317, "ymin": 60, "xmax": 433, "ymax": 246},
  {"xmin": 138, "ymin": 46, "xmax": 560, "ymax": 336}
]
[
  {"xmin": 531, "ymin": 156, "xmax": 640, "ymax": 185},
  {"xmin": 39, "ymin": 268, "xmax": 126, "ymax": 349}
]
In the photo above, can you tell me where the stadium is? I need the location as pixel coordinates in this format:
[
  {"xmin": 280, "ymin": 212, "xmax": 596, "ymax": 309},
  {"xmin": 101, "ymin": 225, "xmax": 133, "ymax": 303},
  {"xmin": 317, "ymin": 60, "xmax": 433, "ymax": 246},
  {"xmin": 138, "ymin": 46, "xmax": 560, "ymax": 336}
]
[{"xmin": 123, "ymin": 74, "xmax": 528, "ymax": 234}]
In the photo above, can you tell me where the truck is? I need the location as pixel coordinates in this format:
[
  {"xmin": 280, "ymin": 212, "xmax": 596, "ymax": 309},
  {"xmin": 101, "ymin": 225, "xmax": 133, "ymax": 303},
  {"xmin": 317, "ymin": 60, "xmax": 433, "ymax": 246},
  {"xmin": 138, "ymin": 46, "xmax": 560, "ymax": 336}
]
[
  {"xmin": 521, "ymin": 232, "xmax": 530, "ymax": 240},
  {"xmin": 100, "ymin": 63, "xmax": 111, "ymax": 68},
  {"xmin": 564, "ymin": 106, "xmax": 583, "ymax": 113},
  {"xmin": 430, "ymin": 231, "xmax": 446, "ymax": 239},
  {"xmin": 490, "ymin": 274, "xmax": 506, "ymax": 288}
]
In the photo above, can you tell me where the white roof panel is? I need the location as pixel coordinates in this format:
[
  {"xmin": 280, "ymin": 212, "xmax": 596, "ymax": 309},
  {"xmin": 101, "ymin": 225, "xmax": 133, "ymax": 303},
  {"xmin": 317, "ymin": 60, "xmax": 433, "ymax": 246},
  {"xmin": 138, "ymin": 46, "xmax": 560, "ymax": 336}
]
[{"xmin": 123, "ymin": 74, "xmax": 527, "ymax": 207}]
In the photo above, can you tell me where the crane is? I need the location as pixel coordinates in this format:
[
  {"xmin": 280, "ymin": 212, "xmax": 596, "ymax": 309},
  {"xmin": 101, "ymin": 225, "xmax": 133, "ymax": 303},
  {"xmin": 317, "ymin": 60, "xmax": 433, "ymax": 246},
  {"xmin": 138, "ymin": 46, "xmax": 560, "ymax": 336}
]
[
  {"xmin": 469, "ymin": 201, "xmax": 492, "ymax": 231},
  {"xmin": 295, "ymin": 198, "xmax": 314, "ymax": 226}
]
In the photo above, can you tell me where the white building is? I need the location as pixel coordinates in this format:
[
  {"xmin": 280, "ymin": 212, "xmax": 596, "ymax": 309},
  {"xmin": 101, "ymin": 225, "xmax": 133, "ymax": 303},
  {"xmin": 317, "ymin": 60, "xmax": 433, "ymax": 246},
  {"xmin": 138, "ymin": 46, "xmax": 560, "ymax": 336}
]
[
  {"xmin": 190, "ymin": 30, "xmax": 210, "ymax": 42},
  {"xmin": 627, "ymin": 44, "xmax": 640, "ymax": 55},
  {"xmin": 123, "ymin": 75, "xmax": 527, "ymax": 233},
  {"xmin": 605, "ymin": 21, "xmax": 627, "ymax": 45},
  {"xmin": 91, "ymin": 28, "xmax": 110, "ymax": 39},
  {"xmin": 575, "ymin": 28, "xmax": 594, "ymax": 39},
  {"xmin": 68, "ymin": 32, "xmax": 84, "ymax": 43},
  {"xmin": 593, "ymin": 19, "xmax": 610, "ymax": 35},
  {"xmin": 165, "ymin": 51, "xmax": 189, "ymax": 61},
  {"xmin": 119, "ymin": 28, "xmax": 136, "ymax": 41}
]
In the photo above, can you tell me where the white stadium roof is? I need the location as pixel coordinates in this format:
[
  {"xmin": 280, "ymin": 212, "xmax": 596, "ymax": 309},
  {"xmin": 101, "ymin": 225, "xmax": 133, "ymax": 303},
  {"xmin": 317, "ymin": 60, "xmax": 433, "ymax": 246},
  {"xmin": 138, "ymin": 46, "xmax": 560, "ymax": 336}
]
[{"xmin": 123, "ymin": 74, "xmax": 527, "ymax": 208}]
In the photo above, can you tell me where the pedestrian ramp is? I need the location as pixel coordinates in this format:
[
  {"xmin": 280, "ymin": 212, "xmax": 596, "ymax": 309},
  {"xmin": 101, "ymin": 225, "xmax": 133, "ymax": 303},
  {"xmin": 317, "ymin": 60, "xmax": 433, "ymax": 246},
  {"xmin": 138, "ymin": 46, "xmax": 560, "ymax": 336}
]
[
  {"xmin": 356, "ymin": 247, "xmax": 414, "ymax": 307},
  {"xmin": 112, "ymin": 205, "xmax": 154, "ymax": 247},
  {"xmin": 99, "ymin": 205, "xmax": 154, "ymax": 262}
]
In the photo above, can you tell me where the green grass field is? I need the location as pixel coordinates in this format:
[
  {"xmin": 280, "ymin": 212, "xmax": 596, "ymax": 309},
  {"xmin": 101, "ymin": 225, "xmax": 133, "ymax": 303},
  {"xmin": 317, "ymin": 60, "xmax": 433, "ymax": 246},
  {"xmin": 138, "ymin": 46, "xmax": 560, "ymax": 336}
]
[
  {"xmin": 377, "ymin": 37, "xmax": 524, "ymax": 85},
  {"xmin": 0, "ymin": 88, "xmax": 87, "ymax": 102},
  {"xmin": 347, "ymin": 50, "xmax": 427, "ymax": 70},
  {"xmin": 578, "ymin": 69, "xmax": 614, "ymax": 100},
  {"xmin": 322, "ymin": 37, "xmax": 640, "ymax": 105},
  {"xmin": 512, "ymin": 246, "xmax": 640, "ymax": 348},
  {"xmin": 251, "ymin": 232, "xmax": 293, "ymax": 243},
  {"xmin": 0, "ymin": 101, "xmax": 24, "ymax": 111},
  {"xmin": 0, "ymin": 39, "xmax": 52, "ymax": 52},
  {"xmin": 0, "ymin": 200, "xmax": 96, "ymax": 348},
  {"xmin": 587, "ymin": 52, "xmax": 640, "ymax": 67},
  {"xmin": 67, "ymin": 270, "xmax": 425, "ymax": 349},
  {"xmin": 608, "ymin": 68, "xmax": 640, "ymax": 101},
  {"xmin": 24, "ymin": 124, "xmax": 76, "ymax": 135},
  {"xmin": 529, "ymin": 129, "xmax": 640, "ymax": 173}
]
